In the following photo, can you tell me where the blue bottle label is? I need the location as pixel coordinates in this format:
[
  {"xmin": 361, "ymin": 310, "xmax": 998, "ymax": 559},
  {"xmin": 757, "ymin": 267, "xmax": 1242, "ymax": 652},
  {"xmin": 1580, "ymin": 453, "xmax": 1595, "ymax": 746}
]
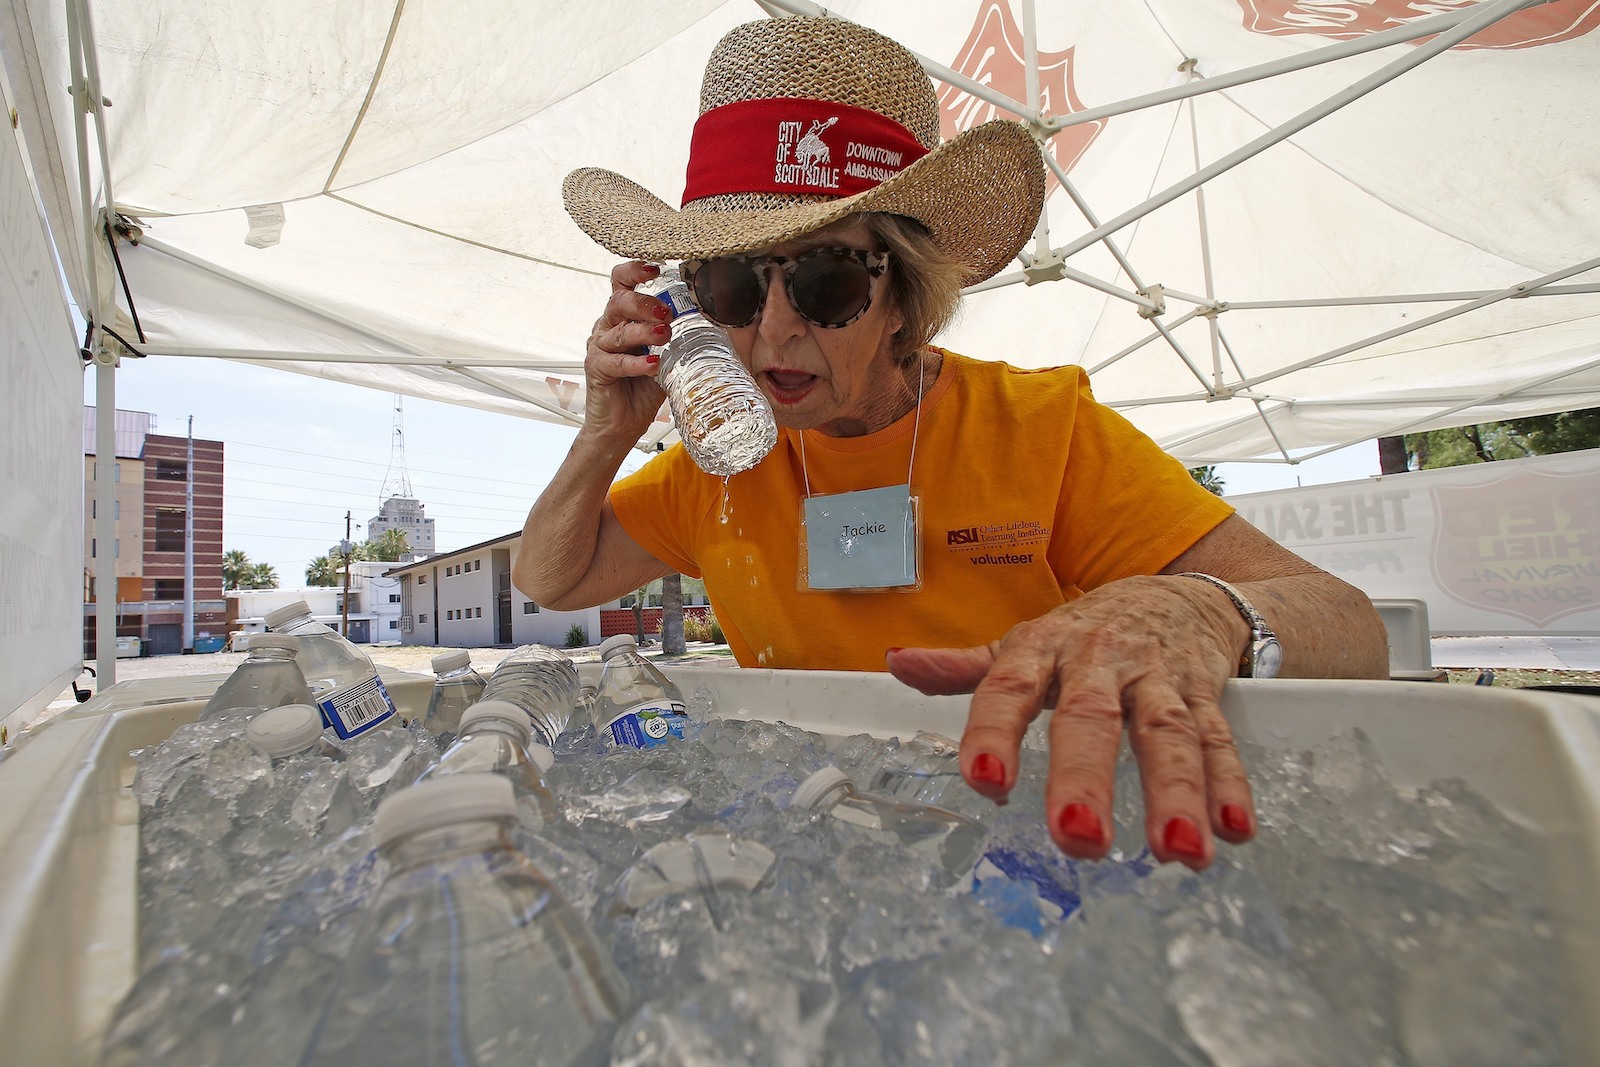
[
  {"xmin": 319, "ymin": 675, "xmax": 398, "ymax": 739},
  {"xmin": 603, "ymin": 698, "xmax": 689, "ymax": 748}
]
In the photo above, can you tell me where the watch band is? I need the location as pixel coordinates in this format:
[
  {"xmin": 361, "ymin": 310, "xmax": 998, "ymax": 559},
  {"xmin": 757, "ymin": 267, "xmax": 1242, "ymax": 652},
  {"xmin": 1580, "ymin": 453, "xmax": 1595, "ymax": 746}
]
[{"xmin": 1174, "ymin": 572, "xmax": 1284, "ymax": 679}]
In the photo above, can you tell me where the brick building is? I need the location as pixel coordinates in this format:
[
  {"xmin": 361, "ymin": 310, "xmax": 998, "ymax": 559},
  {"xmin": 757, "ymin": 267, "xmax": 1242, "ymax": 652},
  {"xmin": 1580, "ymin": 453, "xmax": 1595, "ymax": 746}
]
[{"xmin": 83, "ymin": 407, "xmax": 226, "ymax": 656}]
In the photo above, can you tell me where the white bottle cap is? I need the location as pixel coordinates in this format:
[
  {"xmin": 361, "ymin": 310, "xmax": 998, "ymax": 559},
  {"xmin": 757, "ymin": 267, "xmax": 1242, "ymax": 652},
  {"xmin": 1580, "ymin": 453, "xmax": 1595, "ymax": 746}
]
[
  {"xmin": 598, "ymin": 634, "xmax": 639, "ymax": 661},
  {"xmin": 791, "ymin": 766, "xmax": 853, "ymax": 810},
  {"xmin": 243, "ymin": 633, "xmax": 300, "ymax": 654},
  {"xmin": 263, "ymin": 600, "xmax": 312, "ymax": 629},
  {"xmin": 246, "ymin": 704, "xmax": 325, "ymax": 758},
  {"xmin": 431, "ymin": 649, "xmax": 472, "ymax": 674},
  {"xmin": 614, "ymin": 832, "xmax": 776, "ymax": 912},
  {"xmin": 457, "ymin": 699, "xmax": 535, "ymax": 741},
  {"xmin": 526, "ymin": 741, "xmax": 556, "ymax": 774},
  {"xmin": 375, "ymin": 774, "xmax": 516, "ymax": 847}
]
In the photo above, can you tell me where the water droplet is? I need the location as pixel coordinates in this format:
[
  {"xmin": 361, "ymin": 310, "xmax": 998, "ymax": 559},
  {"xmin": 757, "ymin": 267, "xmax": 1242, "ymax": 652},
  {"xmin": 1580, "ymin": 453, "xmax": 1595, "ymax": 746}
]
[{"xmin": 719, "ymin": 476, "xmax": 731, "ymax": 525}]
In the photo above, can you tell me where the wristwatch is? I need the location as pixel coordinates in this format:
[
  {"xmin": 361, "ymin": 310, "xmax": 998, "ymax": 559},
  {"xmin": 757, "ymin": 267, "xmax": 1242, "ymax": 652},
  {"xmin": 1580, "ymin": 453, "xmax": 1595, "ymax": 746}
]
[{"xmin": 1175, "ymin": 573, "xmax": 1283, "ymax": 679}]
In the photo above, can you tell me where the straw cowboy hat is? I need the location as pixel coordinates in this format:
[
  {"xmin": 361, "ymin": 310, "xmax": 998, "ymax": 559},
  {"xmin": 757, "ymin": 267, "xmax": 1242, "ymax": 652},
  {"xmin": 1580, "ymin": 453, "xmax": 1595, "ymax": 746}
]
[{"xmin": 562, "ymin": 16, "xmax": 1046, "ymax": 285}]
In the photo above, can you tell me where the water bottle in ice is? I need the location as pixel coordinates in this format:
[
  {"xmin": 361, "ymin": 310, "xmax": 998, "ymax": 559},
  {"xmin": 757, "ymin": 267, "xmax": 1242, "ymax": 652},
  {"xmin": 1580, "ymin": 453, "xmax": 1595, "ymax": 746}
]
[
  {"xmin": 264, "ymin": 600, "xmax": 397, "ymax": 739},
  {"xmin": 245, "ymin": 703, "xmax": 345, "ymax": 763},
  {"xmin": 196, "ymin": 634, "xmax": 313, "ymax": 723},
  {"xmin": 593, "ymin": 634, "xmax": 689, "ymax": 749},
  {"xmin": 415, "ymin": 699, "xmax": 557, "ymax": 824},
  {"xmin": 423, "ymin": 649, "xmax": 486, "ymax": 742},
  {"xmin": 864, "ymin": 730, "xmax": 965, "ymax": 807},
  {"xmin": 478, "ymin": 644, "xmax": 580, "ymax": 747},
  {"xmin": 299, "ymin": 775, "xmax": 628, "ymax": 1066},
  {"xmin": 791, "ymin": 766, "xmax": 986, "ymax": 885},
  {"xmin": 638, "ymin": 263, "xmax": 777, "ymax": 477}
]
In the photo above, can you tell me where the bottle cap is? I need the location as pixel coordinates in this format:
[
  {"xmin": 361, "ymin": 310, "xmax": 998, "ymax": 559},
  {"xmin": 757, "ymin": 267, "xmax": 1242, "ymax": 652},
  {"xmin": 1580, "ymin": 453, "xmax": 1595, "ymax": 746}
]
[
  {"xmin": 246, "ymin": 704, "xmax": 325, "ymax": 758},
  {"xmin": 598, "ymin": 634, "xmax": 639, "ymax": 661},
  {"xmin": 431, "ymin": 649, "xmax": 472, "ymax": 674},
  {"xmin": 263, "ymin": 600, "xmax": 312, "ymax": 629},
  {"xmin": 526, "ymin": 741, "xmax": 556, "ymax": 774},
  {"xmin": 243, "ymin": 633, "xmax": 300, "ymax": 654},
  {"xmin": 791, "ymin": 765, "xmax": 853, "ymax": 810},
  {"xmin": 614, "ymin": 832, "xmax": 776, "ymax": 912},
  {"xmin": 374, "ymin": 774, "xmax": 516, "ymax": 847},
  {"xmin": 457, "ymin": 699, "xmax": 535, "ymax": 741}
]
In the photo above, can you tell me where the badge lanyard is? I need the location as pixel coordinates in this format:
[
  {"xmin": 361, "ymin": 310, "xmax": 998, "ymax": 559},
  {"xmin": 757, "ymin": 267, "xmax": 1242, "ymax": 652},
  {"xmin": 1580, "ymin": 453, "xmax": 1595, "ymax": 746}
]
[{"xmin": 798, "ymin": 354, "xmax": 925, "ymax": 592}]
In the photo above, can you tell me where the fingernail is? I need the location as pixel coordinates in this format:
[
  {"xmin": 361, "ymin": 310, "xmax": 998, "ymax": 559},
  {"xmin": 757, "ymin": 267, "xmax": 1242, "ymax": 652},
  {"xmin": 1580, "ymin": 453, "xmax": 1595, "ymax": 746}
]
[
  {"xmin": 645, "ymin": 354, "xmax": 659, "ymax": 365},
  {"xmin": 1221, "ymin": 803, "xmax": 1251, "ymax": 835},
  {"xmin": 885, "ymin": 646, "xmax": 903, "ymax": 655},
  {"xmin": 1163, "ymin": 816, "xmax": 1205, "ymax": 859},
  {"xmin": 653, "ymin": 303, "xmax": 672, "ymax": 321},
  {"xmin": 652, "ymin": 322, "xmax": 670, "ymax": 336},
  {"xmin": 970, "ymin": 752, "xmax": 1005, "ymax": 787},
  {"xmin": 1056, "ymin": 803, "xmax": 1106, "ymax": 848},
  {"xmin": 640, "ymin": 261, "xmax": 660, "ymax": 273}
]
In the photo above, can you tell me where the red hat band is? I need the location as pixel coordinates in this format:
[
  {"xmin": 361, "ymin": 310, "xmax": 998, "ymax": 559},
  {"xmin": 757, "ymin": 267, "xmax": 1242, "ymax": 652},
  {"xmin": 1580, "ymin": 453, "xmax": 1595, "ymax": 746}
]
[{"xmin": 682, "ymin": 98, "xmax": 930, "ymax": 206}]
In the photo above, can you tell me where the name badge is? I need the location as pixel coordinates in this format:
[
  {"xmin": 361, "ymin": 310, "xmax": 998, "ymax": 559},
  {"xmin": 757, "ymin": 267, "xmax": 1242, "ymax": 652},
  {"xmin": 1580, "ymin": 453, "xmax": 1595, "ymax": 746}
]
[{"xmin": 801, "ymin": 484, "xmax": 921, "ymax": 590}]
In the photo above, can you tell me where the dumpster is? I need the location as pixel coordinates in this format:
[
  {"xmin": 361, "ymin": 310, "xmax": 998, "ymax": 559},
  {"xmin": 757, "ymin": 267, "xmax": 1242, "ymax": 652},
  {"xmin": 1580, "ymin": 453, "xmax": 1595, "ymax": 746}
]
[
  {"xmin": 113, "ymin": 636, "xmax": 140, "ymax": 659},
  {"xmin": 1, "ymin": 669, "xmax": 1597, "ymax": 1064},
  {"xmin": 192, "ymin": 635, "xmax": 226, "ymax": 654}
]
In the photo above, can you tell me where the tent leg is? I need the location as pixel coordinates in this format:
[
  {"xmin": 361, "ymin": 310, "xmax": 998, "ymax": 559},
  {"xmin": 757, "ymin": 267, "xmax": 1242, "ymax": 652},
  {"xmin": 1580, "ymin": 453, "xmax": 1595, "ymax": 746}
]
[{"xmin": 94, "ymin": 354, "xmax": 117, "ymax": 690}]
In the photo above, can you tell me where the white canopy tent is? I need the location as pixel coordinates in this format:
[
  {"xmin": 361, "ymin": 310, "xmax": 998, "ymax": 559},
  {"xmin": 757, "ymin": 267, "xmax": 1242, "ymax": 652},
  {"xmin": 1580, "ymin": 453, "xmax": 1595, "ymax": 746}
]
[{"xmin": 3, "ymin": 0, "xmax": 1598, "ymax": 687}]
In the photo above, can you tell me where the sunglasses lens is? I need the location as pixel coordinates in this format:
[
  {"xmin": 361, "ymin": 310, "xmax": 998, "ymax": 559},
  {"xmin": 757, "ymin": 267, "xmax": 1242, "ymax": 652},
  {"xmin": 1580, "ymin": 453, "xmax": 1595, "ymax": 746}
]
[
  {"xmin": 694, "ymin": 258, "xmax": 764, "ymax": 327},
  {"xmin": 793, "ymin": 252, "xmax": 873, "ymax": 326}
]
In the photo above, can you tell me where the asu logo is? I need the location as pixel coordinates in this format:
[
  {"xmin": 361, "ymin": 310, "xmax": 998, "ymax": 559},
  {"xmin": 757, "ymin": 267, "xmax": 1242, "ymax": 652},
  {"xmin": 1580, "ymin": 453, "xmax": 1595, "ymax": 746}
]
[
  {"xmin": 1237, "ymin": 0, "xmax": 1600, "ymax": 51},
  {"xmin": 947, "ymin": 527, "xmax": 981, "ymax": 545},
  {"xmin": 939, "ymin": 0, "xmax": 1104, "ymax": 197}
]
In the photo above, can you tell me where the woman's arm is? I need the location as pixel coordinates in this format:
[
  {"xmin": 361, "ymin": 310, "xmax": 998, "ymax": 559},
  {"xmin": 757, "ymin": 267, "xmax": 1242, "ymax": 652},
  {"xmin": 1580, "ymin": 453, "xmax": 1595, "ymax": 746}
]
[{"xmin": 512, "ymin": 260, "xmax": 682, "ymax": 610}]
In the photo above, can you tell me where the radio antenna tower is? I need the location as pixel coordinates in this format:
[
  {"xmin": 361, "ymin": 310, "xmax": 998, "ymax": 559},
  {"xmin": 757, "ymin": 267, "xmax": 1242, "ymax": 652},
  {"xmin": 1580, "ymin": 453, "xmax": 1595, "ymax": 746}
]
[{"xmin": 379, "ymin": 394, "xmax": 414, "ymax": 504}]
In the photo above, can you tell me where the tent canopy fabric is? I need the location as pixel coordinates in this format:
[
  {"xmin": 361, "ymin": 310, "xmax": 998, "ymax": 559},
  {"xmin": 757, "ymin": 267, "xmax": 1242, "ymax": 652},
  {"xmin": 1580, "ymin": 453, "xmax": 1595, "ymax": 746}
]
[{"xmin": 5, "ymin": 0, "xmax": 1598, "ymax": 463}]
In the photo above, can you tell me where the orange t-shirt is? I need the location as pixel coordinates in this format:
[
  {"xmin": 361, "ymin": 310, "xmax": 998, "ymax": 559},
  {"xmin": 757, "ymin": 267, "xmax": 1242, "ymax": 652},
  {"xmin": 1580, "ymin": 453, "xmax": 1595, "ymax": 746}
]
[{"xmin": 609, "ymin": 351, "xmax": 1233, "ymax": 671}]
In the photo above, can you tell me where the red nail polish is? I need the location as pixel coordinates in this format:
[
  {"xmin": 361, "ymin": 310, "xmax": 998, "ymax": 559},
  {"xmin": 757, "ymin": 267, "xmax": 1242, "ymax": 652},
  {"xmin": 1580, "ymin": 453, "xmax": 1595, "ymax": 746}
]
[
  {"xmin": 885, "ymin": 646, "xmax": 903, "ymax": 655},
  {"xmin": 970, "ymin": 752, "xmax": 1005, "ymax": 787},
  {"xmin": 640, "ymin": 262, "xmax": 660, "ymax": 273},
  {"xmin": 652, "ymin": 322, "xmax": 670, "ymax": 336},
  {"xmin": 645, "ymin": 354, "xmax": 660, "ymax": 365},
  {"xmin": 1221, "ymin": 803, "xmax": 1251, "ymax": 835},
  {"xmin": 1164, "ymin": 816, "xmax": 1205, "ymax": 858},
  {"xmin": 1056, "ymin": 803, "xmax": 1106, "ymax": 848},
  {"xmin": 653, "ymin": 303, "xmax": 672, "ymax": 321}
]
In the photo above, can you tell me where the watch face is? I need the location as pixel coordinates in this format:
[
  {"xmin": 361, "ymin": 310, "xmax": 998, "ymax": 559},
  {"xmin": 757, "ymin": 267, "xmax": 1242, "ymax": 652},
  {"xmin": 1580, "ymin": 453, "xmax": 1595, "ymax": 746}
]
[{"xmin": 1252, "ymin": 636, "xmax": 1284, "ymax": 679}]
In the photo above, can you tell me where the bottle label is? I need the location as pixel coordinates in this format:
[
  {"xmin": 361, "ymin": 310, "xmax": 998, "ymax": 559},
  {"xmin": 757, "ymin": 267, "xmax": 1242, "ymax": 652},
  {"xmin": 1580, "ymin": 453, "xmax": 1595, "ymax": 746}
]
[
  {"xmin": 654, "ymin": 287, "xmax": 696, "ymax": 320},
  {"xmin": 319, "ymin": 674, "xmax": 398, "ymax": 739},
  {"xmin": 603, "ymin": 698, "xmax": 689, "ymax": 749}
]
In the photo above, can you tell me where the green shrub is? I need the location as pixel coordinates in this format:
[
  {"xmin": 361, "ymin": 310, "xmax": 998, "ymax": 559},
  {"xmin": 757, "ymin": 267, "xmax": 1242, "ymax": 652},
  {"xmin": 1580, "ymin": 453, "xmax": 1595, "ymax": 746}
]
[
  {"xmin": 683, "ymin": 614, "xmax": 711, "ymax": 643},
  {"xmin": 706, "ymin": 610, "xmax": 724, "ymax": 645},
  {"xmin": 564, "ymin": 624, "xmax": 587, "ymax": 648}
]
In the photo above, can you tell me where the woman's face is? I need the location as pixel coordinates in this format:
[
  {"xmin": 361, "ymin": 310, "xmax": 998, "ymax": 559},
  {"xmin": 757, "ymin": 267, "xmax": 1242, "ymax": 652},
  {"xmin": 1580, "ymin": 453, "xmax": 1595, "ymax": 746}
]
[{"xmin": 723, "ymin": 222, "xmax": 908, "ymax": 438}]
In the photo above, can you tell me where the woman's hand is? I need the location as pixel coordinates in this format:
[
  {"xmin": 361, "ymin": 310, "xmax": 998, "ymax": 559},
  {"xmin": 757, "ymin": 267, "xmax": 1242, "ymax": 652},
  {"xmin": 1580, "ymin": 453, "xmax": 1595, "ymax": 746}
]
[
  {"xmin": 582, "ymin": 261, "xmax": 674, "ymax": 441},
  {"xmin": 885, "ymin": 573, "xmax": 1256, "ymax": 871}
]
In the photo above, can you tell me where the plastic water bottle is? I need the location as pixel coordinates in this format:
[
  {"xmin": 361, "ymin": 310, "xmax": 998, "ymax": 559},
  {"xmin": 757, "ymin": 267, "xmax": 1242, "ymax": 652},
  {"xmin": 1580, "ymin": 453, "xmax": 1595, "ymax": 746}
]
[
  {"xmin": 423, "ymin": 649, "xmax": 486, "ymax": 741},
  {"xmin": 299, "ymin": 775, "xmax": 628, "ymax": 1066},
  {"xmin": 639, "ymin": 263, "xmax": 777, "ymax": 476},
  {"xmin": 264, "ymin": 600, "xmax": 397, "ymax": 739},
  {"xmin": 790, "ymin": 766, "xmax": 986, "ymax": 886},
  {"xmin": 196, "ymin": 633, "xmax": 313, "ymax": 723},
  {"xmin": 478, "ymin": 645, "xmax": 580, "ymax": 747},
  {"xmin": 415, "ymin": 699, "xmax": 557, "ymax": 823},
  {"xmin": 863, "ymin": 730, "xmax": 964, "ymax": 806},
  {"xmin": 245, "ymin": 703, "xmax": 345, "ymax": 763},
  {"xmin": 593, "ymin": 634, "xmax": 689, "ymax": 749}
]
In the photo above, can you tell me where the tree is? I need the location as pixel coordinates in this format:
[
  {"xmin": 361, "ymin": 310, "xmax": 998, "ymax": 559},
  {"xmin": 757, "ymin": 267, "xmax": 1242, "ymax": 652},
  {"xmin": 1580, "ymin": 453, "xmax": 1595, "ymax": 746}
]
[
  {"xmin": 364, "ymin": 528, "xmax": 411, "ymax": 562},
  {"xmin": 1393, "ymin": 407, "xmax": 1600, "ymax": 472},
  {"xmin": 1188, "ymin": 466, "xmax": 1225, "ymax": 496},
  {"xmin": 305, "ymin": 554, "xmax": 341, "ymax": 587},
  {"xmin": 660, "ymin": 574, "xmax": 685, "ymax": 655},
  {"xmin": 243, "ymin": 562, "xmax": 278, "ymax": 589},
  {"xmin": 223, "ymin": 549, "xmax": 251, "ymax": 591}
]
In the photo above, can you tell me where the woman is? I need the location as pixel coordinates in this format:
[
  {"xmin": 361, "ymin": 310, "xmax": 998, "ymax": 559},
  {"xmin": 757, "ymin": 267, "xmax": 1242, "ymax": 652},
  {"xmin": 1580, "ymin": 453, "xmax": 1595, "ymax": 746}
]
[{"xmin": 516, "ymin": 16, "xmax": 1387, "ymax": 871}]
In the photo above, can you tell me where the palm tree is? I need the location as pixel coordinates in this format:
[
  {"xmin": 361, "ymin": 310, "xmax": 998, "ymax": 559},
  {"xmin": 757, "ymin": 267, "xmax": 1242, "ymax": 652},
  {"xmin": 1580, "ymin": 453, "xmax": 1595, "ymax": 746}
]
[
  {"xmin": 244, "ymin": 562, "xmax": 278, "ymax": 589},
  {"xmin": 305, "ymin": 555, "xmax": 341, "ymax": 587},
  {"xmin": 366, "ymin": 528, "xmax": 411, "ymax": 562},
  {"xmin": 222, "ymin": 549, "xmax": 250, "ymax": 590},
  {"xmin": 1189, "ymin": 465, "xmax": 1226, "ymax": 496}
]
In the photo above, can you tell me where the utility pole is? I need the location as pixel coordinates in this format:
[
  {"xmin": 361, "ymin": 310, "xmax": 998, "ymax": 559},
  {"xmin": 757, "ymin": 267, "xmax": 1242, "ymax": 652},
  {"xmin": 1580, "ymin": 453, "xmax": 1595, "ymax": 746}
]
[
  {"xmin": 183, "ymin": 416, "xmax": 195, "ymax": 653},
  {"xmin": 341, "ymin": 511, "xmax": 354, "ymax": 638}
]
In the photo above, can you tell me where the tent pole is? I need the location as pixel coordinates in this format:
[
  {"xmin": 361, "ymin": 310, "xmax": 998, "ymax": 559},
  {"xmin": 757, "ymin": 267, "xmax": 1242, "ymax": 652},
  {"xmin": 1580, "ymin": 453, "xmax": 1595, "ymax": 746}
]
[
  {"xmin": 1343, "ymin": 355, "xmax": 1600, "ymax": 445},
  {"xmin": 1085, "ymin": 307, "xmax": 1208, "ymax": 375},
  {"xmin": 1231, "ymin": 283, "xmax": 1600, "ymax": 310},
  {"xmin": 93, "ymin": 355, "xmax": 117, "ymax": 689},
  {"xmin": 1180, "ymin": 61, "xmax": 1224, "ymax": 391},
  {"xmin": 1239, "ymin": 254, "xmax": 1600, "ymax": 390},
  {"xmin": 965, "ymin": 265, "xmax": 1158, "ymax": 310},
  {"xmin": 1051, "ymin": 0, "xmax": 1539, "ymax": 262}
]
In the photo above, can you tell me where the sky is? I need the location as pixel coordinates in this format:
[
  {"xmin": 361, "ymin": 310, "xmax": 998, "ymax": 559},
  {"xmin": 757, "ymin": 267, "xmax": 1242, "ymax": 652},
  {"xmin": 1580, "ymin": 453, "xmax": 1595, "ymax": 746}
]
[{"xmin": 87, "ymin": 355, "xmax": 1379, "ymax": 587}]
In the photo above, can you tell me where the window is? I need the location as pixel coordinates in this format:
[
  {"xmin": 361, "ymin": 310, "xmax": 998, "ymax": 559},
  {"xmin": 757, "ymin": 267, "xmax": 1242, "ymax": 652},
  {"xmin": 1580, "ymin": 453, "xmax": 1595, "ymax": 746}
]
[
  {"xmin": 419, "ymin": 574, "xmax": 427, "ymax": 585},
  {"xmin": 155, "ymin": 459, "xmax": 187, "ymax": 481},
  {"xmin": 388, "ymin": 620, "xmax": 398, "ymax": 630},
  {"xmin": 474, "ymin": 607, "xmax": 482, "ymax": 618},
  {"xmin": 473, "ymin": 560, "xmax": 481, "ymax": 571},
  {"xmin": 114, "ymin": 499, "xmax": 120, "ymax": 519},
  {"xmin": 389, "ymin": 594, "xmax": 401, "ymax": 604},
  {"xmin": 523, "ymin": 602, "xmax": 539, "ymax": 614},
  {"xmin": 114, "ymin": 463, "xmax": 120, "ymax": 482},
  {"xmin": 419, "ymin": 614, "xmax": 428, "ymax": 623},
  {"xmin": 154, "ymin": 508, "xmax": 185, "ymax": 552},
  {"xmin": 152, "ymin": 579, "xmax": 184, "ymax": 600},
  {"xmin": 90, "ymin": 539, "xmax": 95, "ymax": 558}
]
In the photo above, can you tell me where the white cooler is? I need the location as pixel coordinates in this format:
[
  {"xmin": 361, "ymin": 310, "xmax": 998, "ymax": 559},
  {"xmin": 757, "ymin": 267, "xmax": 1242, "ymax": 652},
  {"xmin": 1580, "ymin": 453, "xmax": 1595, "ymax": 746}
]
[{"xmin": 1, "ymin": 667, "xmax": 1597, "ymax": 1064}]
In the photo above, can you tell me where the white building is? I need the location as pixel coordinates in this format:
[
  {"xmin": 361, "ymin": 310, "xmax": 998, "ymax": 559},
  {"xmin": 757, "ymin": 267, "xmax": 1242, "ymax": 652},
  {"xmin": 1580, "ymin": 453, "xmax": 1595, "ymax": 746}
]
[
  {"xmin": 229, "ymin": 561, "xmax": 405, "ymax": 645},
  {"xmin": 367, "ymin": 494, "xmax": 435, "ymax": 559}
]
